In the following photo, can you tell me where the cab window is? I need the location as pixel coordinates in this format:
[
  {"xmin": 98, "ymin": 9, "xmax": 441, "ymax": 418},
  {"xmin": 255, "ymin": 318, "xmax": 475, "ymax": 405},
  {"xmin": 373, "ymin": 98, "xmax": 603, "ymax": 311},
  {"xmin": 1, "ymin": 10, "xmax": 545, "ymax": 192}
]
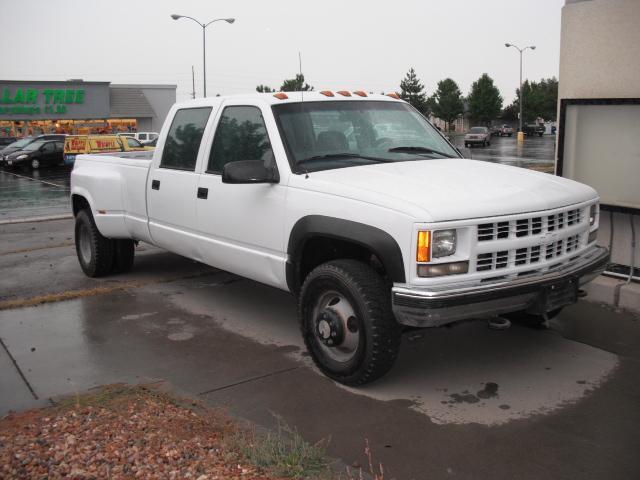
[
  {"xmin": 127, "ymin": 137, "xmax": 143, "ymax": 148},
  {"xmin": 41, "ymin": 142, "xmax": 55, "ymax": 153},
  {"xmin": 207, "ymin": 106, "xmax": 275, "ymax": 174},
  {"xmin": 160, "ymin": 107, "xmax": 212, "ymax": 171}
]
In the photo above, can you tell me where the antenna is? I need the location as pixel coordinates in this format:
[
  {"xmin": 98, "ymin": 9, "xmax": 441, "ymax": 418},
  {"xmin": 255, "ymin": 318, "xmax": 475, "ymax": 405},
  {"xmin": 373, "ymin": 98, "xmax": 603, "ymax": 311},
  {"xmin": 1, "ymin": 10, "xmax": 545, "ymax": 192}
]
[{"xmin": 298, "ymin": 51, "xmax": 309, "ymax": 178}]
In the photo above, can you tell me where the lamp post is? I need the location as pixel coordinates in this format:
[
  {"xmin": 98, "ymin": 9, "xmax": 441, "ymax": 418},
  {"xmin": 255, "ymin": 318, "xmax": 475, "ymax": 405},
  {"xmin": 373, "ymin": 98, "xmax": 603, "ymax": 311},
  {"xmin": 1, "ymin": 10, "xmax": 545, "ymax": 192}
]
[
  {"xmin": 171, "ymin": 14, "xmax": 235, "ymax": 97},
  {"xmin": 505, "ymin": 43, "xmax": 536, "ymax": 140}
]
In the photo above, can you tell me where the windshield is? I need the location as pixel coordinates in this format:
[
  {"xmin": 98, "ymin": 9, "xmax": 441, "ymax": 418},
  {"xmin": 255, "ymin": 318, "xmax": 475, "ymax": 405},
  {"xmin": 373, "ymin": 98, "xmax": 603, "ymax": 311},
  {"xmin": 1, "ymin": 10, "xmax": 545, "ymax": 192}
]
[
  {"xmin": 24, "ymin": 140, "xmax": 46, "ymax": 151},
  {"xmin": 469, "ymin": 127, "xmax": 486, "ymax": 133},
  {"xmin": 272, "ymin": 101, "xmax": 459, "ymax": 173},
  {"xmin": 7, "ymin": 138, "xmax": 33, "ymax": 149}
]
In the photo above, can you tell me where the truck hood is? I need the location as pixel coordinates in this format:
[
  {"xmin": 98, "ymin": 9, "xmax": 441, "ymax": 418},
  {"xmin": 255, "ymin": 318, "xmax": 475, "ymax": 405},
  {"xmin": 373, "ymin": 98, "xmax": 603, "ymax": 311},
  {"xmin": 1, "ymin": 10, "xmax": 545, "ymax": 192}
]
[{"xmin": 302, "ymin": 159, "xmax": 598, "ymax": 222}]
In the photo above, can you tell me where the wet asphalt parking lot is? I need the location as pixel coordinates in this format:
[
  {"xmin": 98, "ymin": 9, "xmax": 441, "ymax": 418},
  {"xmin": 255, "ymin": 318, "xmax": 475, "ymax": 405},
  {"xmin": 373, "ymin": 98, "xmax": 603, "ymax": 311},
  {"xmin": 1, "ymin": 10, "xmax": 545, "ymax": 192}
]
[{"xmin": 1, "ymin": 134, "xmax": 640, "ymax": 479}]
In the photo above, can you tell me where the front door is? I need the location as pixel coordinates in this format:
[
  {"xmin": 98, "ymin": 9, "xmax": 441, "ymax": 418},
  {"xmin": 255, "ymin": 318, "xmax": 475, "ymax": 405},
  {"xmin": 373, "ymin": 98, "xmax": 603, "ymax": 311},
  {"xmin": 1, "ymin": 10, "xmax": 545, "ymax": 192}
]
[
  {"xmin": 196, "ymin": 103, "xmax": 288, "ymax": 288},
  {"xmin": 147, "ymin": 106, "xmax": 213, "ymax": 261}
]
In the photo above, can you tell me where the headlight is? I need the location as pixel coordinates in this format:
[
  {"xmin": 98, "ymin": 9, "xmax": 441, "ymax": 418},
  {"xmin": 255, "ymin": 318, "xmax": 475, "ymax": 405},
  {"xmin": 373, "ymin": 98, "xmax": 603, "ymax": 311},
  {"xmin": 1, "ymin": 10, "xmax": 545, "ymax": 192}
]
[
  {"xmin": 432, "ymin": 229, "xmax": 457, "ymax": 258},
  {"xmin": 16, "ymin": 154, "xmax": 28, "ymax": 160},
  {"xmin": 589, "ymin": 203, "xmax": 598, "ymax": 226}
]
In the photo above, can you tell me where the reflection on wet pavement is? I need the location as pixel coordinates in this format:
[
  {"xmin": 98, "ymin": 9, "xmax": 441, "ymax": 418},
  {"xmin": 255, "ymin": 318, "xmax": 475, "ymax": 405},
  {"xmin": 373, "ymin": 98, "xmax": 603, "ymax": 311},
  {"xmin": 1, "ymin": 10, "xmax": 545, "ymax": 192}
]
[{"xmin": 0, "ymin": 167, "xmax": 71, "ymax": 221}]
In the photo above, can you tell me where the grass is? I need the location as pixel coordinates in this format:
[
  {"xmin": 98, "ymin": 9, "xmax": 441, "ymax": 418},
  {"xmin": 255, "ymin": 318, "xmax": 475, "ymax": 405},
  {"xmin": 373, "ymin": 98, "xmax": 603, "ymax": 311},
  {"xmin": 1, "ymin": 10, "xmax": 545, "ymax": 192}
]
[{"xmin": 226, "ymin": 413, "xmax": 330, "ymax": 478}]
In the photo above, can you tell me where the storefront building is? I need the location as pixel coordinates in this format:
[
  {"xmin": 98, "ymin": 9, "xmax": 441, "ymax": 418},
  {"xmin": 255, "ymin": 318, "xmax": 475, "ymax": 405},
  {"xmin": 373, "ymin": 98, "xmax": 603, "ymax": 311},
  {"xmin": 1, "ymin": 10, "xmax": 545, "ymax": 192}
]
[{"xmin": 0, "ymin": 80, "xmax": 176, "ymax": 137}]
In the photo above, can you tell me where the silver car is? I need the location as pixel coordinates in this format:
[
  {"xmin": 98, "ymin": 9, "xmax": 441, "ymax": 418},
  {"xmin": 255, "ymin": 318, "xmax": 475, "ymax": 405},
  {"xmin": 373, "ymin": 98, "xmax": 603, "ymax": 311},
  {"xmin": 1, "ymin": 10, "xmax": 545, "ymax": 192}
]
[{"xmin": 464, "ymin": 127, "xmax": 491, "ymax": 147}]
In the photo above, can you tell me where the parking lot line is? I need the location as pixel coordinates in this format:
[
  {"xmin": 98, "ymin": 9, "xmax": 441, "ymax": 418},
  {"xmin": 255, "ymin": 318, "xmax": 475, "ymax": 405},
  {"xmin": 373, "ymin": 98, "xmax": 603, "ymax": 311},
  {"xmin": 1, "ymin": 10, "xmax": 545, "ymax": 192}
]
[{"xmin": 1, "ymin": 170, "xmax": 70, "ymax": 190}]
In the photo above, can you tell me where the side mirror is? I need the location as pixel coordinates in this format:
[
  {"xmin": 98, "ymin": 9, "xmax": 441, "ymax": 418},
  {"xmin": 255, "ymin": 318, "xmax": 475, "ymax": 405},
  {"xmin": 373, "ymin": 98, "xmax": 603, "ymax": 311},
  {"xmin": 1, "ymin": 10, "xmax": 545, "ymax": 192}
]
[{"xmin": 222, "ymin": 160, "xmax": 279, "ymax": 184}]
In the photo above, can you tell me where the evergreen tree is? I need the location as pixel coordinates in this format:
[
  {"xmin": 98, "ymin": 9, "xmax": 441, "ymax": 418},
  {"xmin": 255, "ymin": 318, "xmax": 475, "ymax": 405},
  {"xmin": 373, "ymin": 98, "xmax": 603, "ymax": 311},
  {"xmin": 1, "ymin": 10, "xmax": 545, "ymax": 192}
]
[
  {"xmin": 279, "ymin": 74, "xmax": 313, "ymax": 92},
  {"xmin": 510, "ymin": 77, "xmax": 558, "ymax": 123},
  {"xmin": 256, "ymin": 85, "xmax": 275, "ymax": 93},
  {"xmin": 399, "ymin": 68, "xmax": 429, "ymax": 115},
  {"xmin": 430, "ymin": 78, "xmax": 464, "ymax": 132},
  {"xmin": 468, "ymin": 73, "xmax": 503, "ymax": 125}
]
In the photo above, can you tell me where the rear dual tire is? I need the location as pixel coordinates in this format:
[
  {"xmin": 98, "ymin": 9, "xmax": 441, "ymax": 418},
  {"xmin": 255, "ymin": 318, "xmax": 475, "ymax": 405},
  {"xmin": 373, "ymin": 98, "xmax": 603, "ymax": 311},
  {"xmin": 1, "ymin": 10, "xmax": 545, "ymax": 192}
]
[{"xmin": 75, "ymin": 209, "xmax": 134, "ymax": 277}]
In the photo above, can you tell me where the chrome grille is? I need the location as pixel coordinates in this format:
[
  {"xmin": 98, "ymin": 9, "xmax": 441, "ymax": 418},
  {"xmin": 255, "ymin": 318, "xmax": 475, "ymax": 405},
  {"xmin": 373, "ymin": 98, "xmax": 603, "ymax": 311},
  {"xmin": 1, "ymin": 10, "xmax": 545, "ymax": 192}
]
[
  {"xmin": 476, "ymin": 234, "xmax": 581, "ymax": 272},
  {"xmin": 478, "ymin": 208, "xmax": 583, "ymax": 241}
]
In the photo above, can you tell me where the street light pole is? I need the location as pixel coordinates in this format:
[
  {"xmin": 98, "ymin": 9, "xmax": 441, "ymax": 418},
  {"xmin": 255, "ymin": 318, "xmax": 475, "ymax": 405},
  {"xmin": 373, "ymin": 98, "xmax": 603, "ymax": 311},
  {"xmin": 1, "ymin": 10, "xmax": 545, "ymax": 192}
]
[
  {"xmin": 505, "ymin": 43, "xmax": 536, "ymax": 135},
  {"xmin": 171, "ymin": 14, "xmax": 235, "ymax": 98}
]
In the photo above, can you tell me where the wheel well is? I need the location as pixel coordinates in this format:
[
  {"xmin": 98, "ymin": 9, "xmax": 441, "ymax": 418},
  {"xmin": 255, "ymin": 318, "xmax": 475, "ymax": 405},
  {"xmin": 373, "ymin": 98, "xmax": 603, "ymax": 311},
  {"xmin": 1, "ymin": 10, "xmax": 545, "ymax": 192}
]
[
  {"xmin": 72, "ymin": 194, "xmax": 90, "ymax": 216},
  {"xmin": 293, "ymin": 236, "xmax": 386, "ymax": 294}
]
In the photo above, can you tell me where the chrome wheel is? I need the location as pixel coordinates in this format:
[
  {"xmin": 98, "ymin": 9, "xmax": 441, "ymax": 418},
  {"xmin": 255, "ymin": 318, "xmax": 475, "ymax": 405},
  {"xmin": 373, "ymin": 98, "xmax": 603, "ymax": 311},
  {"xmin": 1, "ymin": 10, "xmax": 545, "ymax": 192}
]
[
  {"xmin": 312, "ymin": 291, "xmax": 360, "ymax": 363},
  {"xmin": 78, "ymin": 222, "xmax": 92, "ymax": 265}
]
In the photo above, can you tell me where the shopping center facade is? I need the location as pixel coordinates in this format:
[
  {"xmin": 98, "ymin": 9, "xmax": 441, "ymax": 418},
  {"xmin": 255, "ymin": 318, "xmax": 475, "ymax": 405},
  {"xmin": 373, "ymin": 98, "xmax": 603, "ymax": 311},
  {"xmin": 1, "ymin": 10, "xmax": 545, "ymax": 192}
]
[{"xmin": 0, "ymin": 80, "xmax": 176, "ymax": 137}]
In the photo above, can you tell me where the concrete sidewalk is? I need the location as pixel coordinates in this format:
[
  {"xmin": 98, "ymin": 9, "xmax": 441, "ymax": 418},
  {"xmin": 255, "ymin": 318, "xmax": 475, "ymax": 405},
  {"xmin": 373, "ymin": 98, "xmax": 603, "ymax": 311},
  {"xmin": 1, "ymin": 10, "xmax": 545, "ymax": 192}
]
[{"xmin": 1, "ymin": 218, "xmax": 640, "ymax": 479}]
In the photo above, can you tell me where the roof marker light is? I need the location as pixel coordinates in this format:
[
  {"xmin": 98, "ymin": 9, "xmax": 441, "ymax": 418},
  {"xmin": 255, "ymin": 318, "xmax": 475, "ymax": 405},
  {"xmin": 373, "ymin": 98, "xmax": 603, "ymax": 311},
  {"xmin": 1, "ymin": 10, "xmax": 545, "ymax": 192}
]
[
  {"xmin": 386, "ymin": 92, "xmax": 401, "ymax": 99},
  {"xmin": 353, "ymin": 91, "xmax": 367, "ymax": 97},
  {"xmin": 273, "ymin": 92, "xmax": 288, "ymax": 100},
  {"xmin": 337, "ymin": 91, "xmax": 351, "ymax": 97},
  {"xmin": 320, "ymin": 91, "xmax": 334, "ymax": 97}
]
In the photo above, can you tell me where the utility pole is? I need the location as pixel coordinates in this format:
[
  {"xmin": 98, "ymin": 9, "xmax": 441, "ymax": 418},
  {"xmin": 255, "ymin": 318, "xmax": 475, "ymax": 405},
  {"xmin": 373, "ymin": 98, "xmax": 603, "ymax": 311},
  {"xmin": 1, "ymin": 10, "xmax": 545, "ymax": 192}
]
[
  {"xmin": 191, "ymin": 66, "xmax": 196, "ymax": 99},
  {"xmin": 505, "ymin": 43, "xmax": 536, "ymax": 142}
]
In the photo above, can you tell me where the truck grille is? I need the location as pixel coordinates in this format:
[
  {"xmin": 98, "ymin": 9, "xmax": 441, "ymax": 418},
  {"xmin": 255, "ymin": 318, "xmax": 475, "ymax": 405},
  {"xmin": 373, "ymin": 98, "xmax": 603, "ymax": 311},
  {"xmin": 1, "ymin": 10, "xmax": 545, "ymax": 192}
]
[
  {"xmin": 478, "ymin": 208, "xmax": 583, "ymax": 241},
  {"xmin": 476, "ymin": 234, "xmax": 582, "ymax": 272}
]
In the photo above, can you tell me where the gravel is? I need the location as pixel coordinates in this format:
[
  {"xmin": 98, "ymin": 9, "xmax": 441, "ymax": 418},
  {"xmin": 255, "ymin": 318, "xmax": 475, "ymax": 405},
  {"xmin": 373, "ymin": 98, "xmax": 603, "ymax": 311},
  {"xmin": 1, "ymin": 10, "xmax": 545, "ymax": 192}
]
[{"xmin": 0, "ymin": 385, "xmax": 276, "ymax": 480}]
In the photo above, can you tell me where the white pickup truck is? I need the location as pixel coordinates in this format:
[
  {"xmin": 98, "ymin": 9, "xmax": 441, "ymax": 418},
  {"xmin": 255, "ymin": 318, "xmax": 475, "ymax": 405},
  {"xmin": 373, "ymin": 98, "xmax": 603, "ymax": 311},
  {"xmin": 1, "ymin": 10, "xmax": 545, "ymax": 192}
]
[{"xmin": 71, "ymin": 92, "xmax": 609, "ymax": 385}]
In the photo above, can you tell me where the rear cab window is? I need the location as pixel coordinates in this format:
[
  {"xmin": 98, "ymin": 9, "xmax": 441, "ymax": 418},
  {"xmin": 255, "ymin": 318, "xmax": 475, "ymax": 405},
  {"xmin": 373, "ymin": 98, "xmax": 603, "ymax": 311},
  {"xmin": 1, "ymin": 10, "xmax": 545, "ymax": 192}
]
[{"xmin": 160, "ymin": 107, "xmax": 212, "ymax": 171}]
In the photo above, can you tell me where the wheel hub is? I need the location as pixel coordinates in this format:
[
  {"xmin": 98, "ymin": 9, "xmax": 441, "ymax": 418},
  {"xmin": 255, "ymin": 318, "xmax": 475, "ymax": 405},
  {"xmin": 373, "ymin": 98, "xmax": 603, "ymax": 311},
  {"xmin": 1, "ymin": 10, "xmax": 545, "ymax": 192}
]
[{"xmin": 316, "ymin": 309, "xmax": 344, "ymax": 347}]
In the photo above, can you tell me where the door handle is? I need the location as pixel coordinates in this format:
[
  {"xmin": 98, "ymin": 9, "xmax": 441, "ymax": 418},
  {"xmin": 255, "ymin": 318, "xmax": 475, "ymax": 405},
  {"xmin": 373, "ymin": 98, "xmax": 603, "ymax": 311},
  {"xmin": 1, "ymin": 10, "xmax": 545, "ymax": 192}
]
[
  {"xmin": 151, "ymin": 179, "xmax": 160, "ymax": 190},
  {"xmin": 197, "ymin": 187, "xmax": 208, "ymax": 199}
]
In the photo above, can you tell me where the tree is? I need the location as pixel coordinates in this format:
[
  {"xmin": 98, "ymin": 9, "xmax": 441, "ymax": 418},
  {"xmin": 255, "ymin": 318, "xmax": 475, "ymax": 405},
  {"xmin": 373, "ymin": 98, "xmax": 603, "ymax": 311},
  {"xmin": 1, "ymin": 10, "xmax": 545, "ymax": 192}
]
[
  {"xmin": 399, "ymin": 68, "xmax": 429, "ymax": 115},
  {"xmin": 510, "ymin": 76, "xmax": 558, "ymax": 123},
  {"xmin": 256, "ymin": 85, "xmax": 275, "ymax": 93},
  {"xmin": 430, "ymin": 78, "xmax": 464, "ymax": 132},
  {"xmin": 279, "ymin": 74, "xmax": 313, "ymax": 92},
  {"xmin": 468, "ymin": 73, "xmax": 503, "ymax": 125}
]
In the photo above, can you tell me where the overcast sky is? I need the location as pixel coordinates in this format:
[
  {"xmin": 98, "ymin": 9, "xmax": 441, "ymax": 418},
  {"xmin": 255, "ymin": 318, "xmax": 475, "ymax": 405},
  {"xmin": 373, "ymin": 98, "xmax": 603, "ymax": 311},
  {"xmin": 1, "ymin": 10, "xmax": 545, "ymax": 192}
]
[{"xmin": 1, "ymin": 0, "xmax": 564, "ymax": 103}]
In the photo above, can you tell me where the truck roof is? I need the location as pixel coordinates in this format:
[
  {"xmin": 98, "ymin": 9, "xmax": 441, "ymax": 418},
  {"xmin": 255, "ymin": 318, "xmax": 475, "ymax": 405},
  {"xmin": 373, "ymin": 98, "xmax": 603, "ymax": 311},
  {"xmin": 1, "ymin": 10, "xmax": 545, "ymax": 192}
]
[{"xmin": 173, "ymin": 91, "xmax": 405, "ymax": 109}]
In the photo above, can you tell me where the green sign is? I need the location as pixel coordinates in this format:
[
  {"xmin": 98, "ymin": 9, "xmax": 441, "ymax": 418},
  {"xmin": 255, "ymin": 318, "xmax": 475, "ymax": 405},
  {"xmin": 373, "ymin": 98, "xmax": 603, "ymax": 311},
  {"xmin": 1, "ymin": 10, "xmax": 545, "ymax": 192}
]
[{"xmin": 0, "ymin": 88, "xmax": 85, "ymax": 115}]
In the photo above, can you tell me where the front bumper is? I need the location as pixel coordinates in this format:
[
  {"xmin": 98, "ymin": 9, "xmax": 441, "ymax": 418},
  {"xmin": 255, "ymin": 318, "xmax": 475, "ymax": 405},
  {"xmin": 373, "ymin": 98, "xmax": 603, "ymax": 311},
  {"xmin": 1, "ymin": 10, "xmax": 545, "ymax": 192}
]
[{"xmin": 392, "ymin": 246, "xmax": 609, "ymax": 327}]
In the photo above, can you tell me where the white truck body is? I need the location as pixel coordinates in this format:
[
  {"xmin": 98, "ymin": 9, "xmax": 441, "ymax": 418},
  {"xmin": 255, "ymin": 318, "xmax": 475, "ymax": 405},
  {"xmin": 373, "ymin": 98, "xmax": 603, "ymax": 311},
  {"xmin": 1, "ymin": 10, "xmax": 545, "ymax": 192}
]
[{"xmin": 71, "ymin": 92, "xmax": 609, "ymax": 384}]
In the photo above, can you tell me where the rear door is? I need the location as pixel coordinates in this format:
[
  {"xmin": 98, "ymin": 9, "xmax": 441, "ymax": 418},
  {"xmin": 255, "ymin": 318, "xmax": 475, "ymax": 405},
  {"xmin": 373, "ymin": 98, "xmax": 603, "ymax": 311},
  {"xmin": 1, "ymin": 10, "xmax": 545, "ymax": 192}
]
[
  {"xmin": 146, "ymin": 106, "xmax": 213, "ymax": 260},
  {"xmin": 40, "ymin": 141, "xmax": 56, "ymax": 166}
]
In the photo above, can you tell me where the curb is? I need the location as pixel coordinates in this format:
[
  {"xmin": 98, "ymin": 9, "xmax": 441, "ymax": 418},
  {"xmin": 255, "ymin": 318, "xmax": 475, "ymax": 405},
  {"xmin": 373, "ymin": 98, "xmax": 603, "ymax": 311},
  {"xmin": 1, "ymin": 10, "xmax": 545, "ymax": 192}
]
[{"xmin": 0, "ymin": 214, "xmax": 73, "ymax": 225}]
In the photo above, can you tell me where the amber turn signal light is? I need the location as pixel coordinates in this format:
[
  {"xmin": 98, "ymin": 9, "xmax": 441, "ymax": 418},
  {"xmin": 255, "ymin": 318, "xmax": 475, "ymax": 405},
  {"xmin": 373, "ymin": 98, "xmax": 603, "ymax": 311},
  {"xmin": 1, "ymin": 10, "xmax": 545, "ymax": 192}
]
[{"xmin": 417, "ymin": 231, "xmax": 431, "ymax": 262}]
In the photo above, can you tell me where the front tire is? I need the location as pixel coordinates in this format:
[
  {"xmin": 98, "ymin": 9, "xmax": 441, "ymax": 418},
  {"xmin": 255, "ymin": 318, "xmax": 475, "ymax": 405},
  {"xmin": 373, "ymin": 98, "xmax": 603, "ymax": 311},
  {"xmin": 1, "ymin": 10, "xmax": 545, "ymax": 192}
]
[
  {"xmin": 299, "ymin": 259, "xmax": 401, "ymax": 386},
  {"xmin": 75, "ymin": 209, "xmax": 114, "ymax": 277}
]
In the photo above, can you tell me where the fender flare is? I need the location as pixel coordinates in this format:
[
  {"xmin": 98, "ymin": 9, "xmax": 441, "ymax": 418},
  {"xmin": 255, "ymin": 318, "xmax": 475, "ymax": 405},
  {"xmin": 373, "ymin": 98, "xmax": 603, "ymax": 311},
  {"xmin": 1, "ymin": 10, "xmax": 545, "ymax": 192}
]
[{"xmin": 286, "ymin": 215, "xmax": 406, "ymax": 293}]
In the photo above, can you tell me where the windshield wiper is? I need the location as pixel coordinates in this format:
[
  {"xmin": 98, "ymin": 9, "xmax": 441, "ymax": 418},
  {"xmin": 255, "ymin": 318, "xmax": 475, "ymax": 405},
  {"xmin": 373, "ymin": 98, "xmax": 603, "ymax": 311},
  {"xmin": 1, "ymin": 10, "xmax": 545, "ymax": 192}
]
[
  {"xmin": 297, "ymin": 153, "xmax": 393, "ymax": 165},
  {"xmin": 388, "ymin": 146, "xmax": 454, "ymax": 158}
]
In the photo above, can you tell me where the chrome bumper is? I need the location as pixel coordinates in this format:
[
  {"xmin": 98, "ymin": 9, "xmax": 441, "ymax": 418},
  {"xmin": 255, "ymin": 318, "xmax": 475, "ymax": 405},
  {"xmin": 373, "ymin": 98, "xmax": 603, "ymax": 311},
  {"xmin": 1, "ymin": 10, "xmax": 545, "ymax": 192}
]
[{"xmin": 392, "ymin": 246, "xmax": 609, "ymax": 327}]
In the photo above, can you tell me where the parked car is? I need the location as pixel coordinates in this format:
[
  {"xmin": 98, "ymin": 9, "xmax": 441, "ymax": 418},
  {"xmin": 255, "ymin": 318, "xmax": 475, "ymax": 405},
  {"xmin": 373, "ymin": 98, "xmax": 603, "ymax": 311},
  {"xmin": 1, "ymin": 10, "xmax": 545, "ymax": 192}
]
[
  {"xmin": 116, "ymin": 132, "xmax": 159, "ymax": 143},
  {"xmin": 464, "ymin": 126, "xmax": 491, "ymax": 147},
  {"xmin": 5, "ymin": 139, "xmax": 65, "ymax": 169},
  {"xmin": 523, "ymin": 123, "xmax": 545, "ymax": 137},
  {"xmin": 490, "ymin": 125, "xmax": 501, "ymax": 136},
  {"xmin": 0, "ymin": 137, "xmax": 35, "ymax": 165},
  {"xmin": 142, "ymin": 136, "xmax": 158, "ymax": 147},
  {"xmin": 64, "ymin": 135, "xmax": 153, "ymax": 165},
  {"xmin": 1, "ymin": 134, "xmax": 67, "ymax": 166},
  {"xmin": 70, "ymin": 92, "xmax": 608, "ymax": 386},
  {"xmin": 0, "ymin": 136, "xmax": 17, "ymax": 147},
  {"xmin": 499, "ymin": 125, "xmax": 514, "ymax": 137}
]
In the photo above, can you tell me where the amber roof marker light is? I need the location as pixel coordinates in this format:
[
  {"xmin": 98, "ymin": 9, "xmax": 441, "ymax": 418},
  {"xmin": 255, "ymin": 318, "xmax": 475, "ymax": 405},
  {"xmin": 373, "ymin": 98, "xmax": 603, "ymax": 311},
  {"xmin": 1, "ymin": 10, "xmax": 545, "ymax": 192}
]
[
  {"xmin": 320, "ymin": 91, "xmax": 335, "ymax": 97},
  {"xmin": 337, "ymin": 91, "xmax": 352, "ymax": 97},
  {"xmin": 353, "ymin": 91, "xmax": 367, "ymax": 97},
  {"xmin": 273, "ymin": 92, "xmax": 289, "ymax": 100}
]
